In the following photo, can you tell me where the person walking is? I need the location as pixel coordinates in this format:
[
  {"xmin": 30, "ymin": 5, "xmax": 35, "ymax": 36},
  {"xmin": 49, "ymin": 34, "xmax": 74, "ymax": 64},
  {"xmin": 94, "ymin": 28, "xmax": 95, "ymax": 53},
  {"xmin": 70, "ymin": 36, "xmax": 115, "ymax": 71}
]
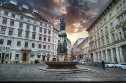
[{"xmin": 101, "ymin": 60, "xmax": 105, "ymax": 70}]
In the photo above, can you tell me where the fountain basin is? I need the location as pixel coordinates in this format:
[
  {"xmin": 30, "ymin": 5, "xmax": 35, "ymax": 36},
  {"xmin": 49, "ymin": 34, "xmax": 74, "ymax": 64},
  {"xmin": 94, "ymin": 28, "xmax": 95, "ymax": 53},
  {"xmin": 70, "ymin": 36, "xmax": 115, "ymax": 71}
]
[{"xmin": 45, "ymin": 61, "xmax": 79, "ymax": 69}]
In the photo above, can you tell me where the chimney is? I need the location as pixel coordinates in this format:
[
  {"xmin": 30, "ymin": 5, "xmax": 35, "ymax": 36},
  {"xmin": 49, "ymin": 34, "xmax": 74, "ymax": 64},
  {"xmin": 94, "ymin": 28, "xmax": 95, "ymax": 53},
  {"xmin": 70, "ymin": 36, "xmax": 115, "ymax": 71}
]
[
  {"xmin": 33, "ymin": 9, "xmax": 38, "ymax": 13},
  {"xmin": 10, "ymin": 0, "xmax": 17, "ymax": 5},
  {"xmin": 22, "ymin": 4, "xmax": 29, "ymax": 9}
]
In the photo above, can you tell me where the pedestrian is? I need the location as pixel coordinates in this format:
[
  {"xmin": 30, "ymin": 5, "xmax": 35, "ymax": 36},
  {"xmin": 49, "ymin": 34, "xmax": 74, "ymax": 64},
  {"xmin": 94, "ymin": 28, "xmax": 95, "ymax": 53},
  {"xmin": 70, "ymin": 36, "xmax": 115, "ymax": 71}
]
[{"xmin": 101, "ymin": 60, "xmax": 105, "ymax": 70}]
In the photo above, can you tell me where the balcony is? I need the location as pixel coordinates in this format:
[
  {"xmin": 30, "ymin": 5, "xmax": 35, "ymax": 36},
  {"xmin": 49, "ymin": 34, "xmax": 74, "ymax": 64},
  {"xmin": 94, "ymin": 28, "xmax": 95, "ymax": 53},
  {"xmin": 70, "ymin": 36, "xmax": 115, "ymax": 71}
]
[
  {"xmin": 105, "ymin": 30, "xmax": 109, "ymax": 35},
  {"xmin": 110, "ymin": 27, "xmax": 115, "ymax": 32},
  {"xmin": 116, "ymin": 20, "xmax": 126, "ymax": 28}
]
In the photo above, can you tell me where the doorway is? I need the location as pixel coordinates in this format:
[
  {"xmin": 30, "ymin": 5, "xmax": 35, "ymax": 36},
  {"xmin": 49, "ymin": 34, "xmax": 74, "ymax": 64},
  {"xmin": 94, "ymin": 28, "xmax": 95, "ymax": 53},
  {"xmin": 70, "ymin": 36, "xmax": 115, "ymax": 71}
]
[
  {"xmin": 22, "ymin": 52, "xmax": 27, "ymax": 61},
  {"xmin": 42, "ymin": 55, "xmax": 45, "ymax": 61},
  {"xmin": 91, "ymin": 53, "xmax": 93, "ymax": 63}
]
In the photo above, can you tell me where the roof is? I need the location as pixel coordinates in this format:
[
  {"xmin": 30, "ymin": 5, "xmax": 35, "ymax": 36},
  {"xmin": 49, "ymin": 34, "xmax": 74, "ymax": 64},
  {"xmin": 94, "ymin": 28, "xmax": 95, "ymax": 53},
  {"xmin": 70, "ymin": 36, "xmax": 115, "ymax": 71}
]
[
  {"xmin": 0, "ymin": 2, "xmax": 48, "ymax": 22},
  {"xmin": 79, "ymin": 37, "xmax": 89, "ymax": 46},
  {"xmin": 86, "ymin": 0, "xmax": 118, "ymax": 31},
  {"xmin": 72, "ymin": 38, "xmax": 85, "ymax": 48}
]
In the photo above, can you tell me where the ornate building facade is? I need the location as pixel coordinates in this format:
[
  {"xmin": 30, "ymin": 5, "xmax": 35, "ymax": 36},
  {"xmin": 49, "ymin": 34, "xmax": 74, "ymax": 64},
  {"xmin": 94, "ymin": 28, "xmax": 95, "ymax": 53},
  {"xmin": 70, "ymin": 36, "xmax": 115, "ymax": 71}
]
[
  {"xmin": 86, "ymin": 0, "xmax": 126, "ymax": 63},
  {"xmin": 0, "ymin": 0, "xmax": 55, "ymax": 63}
]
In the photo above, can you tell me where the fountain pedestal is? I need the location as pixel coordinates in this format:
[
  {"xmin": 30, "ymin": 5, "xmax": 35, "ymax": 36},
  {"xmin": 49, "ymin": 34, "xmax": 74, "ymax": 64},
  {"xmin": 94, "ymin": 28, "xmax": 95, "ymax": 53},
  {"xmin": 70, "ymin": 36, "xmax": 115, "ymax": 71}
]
[
  {"xmin": 45, "ymin": 18, "xmax": 79, "ymax": 69},
  {"xmin": 45, "ymin": 61, "xmax": 79, "ymax": 69}
]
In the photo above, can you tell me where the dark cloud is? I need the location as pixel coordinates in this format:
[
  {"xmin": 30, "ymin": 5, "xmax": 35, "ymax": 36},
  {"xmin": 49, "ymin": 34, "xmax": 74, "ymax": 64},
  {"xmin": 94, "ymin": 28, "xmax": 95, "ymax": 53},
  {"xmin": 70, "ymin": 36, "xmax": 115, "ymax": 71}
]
[{"xmin": 0, "ymin": 0, "xmax": 110, "ymax": 43}]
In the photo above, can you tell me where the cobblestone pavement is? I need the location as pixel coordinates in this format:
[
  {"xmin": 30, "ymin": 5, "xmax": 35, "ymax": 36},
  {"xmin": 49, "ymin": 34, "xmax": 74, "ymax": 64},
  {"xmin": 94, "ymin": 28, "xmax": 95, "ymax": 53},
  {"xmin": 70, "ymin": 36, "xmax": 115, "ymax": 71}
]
[{"xmin": 0, "ymin": 63, "xmax": 126, "ymax": 81}]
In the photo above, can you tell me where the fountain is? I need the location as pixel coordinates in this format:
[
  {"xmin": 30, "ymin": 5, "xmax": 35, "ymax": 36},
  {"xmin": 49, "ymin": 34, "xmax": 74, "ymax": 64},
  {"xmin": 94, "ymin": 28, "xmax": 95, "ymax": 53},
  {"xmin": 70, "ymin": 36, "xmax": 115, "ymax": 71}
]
[{"xmin": 45, "ymin": 18, "xmax": 79, "ymax": 69}]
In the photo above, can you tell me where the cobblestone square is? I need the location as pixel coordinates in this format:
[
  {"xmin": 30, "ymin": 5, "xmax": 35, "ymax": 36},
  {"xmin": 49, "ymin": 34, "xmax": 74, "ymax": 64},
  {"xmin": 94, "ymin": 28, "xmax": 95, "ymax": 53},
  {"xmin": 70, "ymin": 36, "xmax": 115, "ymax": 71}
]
[{"xmin": 0, "ymin": 64, "xmax": 126, "ymax": 82}]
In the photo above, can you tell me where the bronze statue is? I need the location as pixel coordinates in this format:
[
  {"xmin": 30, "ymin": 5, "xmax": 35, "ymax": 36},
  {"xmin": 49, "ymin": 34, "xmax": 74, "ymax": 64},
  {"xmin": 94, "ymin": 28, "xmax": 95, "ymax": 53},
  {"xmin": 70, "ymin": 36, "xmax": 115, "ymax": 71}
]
[
  {"xmin": 57, "ymin": 18, "xmax": 68, "ymax": 55},
  {"xmin": 60, "ymin": 18, "xmax": 66, "ymax": 31}
]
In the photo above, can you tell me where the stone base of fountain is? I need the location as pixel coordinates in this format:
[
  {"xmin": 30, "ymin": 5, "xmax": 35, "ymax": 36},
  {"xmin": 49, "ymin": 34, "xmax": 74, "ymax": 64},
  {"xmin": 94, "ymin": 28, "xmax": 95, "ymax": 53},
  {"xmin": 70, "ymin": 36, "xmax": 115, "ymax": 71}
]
[{"xmin": 45, "ymin": 61, "xmax": 79, "ymax": 69}]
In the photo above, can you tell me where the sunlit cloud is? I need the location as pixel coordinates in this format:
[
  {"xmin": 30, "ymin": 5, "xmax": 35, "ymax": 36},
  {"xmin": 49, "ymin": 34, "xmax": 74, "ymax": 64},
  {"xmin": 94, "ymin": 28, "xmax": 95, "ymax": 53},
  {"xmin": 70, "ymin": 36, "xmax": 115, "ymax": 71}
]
[
  {"xmin": 53, "ymin": 0, "xmax": 65, "ymax": 4},
  {"xmin": 59, "ymin": 7, "xmax": 68, "ymax": 15},
  {"xmin": 8, "ymin": 0, "xmax": 110, "ymax": 44},
  {"xmin": 81, "ymin": 19, "xmax": 89, "ymax": 24},
  {"xmin": 73, "ymin": 22, "xmax": 82, "ymax": 28},
  {"xmin": 67, "ymin": 31, "xmax": 88, "ymax": 45},
  {"xmin": 74, "ymin": 28, "xmax": 79, "ymax": 32}
]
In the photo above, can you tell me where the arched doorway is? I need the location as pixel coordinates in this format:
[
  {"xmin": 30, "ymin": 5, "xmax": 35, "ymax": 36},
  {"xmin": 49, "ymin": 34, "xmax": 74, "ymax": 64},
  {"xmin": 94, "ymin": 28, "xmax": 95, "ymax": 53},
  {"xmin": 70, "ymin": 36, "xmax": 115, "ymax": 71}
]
[
  {"xmin": 22, "ymin": 52, "xmax": 27, "ymax": 61},
  {"xmin": 42, "ymin": 55, "xmax": 45, "ymax": 62},
  {"xmin": 91, "ymin": 53, "xmax": 93, "ymax": 63}
]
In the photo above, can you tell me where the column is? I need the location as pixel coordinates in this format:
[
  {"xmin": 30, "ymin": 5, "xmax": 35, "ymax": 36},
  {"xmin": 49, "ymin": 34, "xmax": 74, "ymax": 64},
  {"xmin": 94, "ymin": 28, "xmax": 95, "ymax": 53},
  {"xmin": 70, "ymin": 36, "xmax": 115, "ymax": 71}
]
[
  {"xmin": 116, "ymin": 47, "xmax": 121, "ymax": 63},
  {"xmin": 93, "ymin": 52, "xmax": 96, "ymax": 62},
  {"xmin": 110, "ymin": 48, "xmax": 115, "ymax": 63},
  {"xmin": 103, "ymin": 51, "xmax": 107, "ymax": 62},
  {"xmin": 105, "ymin": 50, "xmax": 109, "ymax": 62},
  {"xmin": 98, "ymin": 52, "xmax": 100, "ymax": 62},
  {"xmin": 11, "ymin": 52, "xmax": 15, "ymax": 63},
  {"xmin": 99, "ymin": 51, "xmax": 102, "ymax": 62},
  {"xmin": 108, "ymin": 49, "xmax": 112, "ymax": 62},
  {"xmin": 101, "ymin": 50, "xmax": 104, "ymax": 61},
  {"xmin": 119, "ymin": 46, "xmax": 125, "ymax": 63}
]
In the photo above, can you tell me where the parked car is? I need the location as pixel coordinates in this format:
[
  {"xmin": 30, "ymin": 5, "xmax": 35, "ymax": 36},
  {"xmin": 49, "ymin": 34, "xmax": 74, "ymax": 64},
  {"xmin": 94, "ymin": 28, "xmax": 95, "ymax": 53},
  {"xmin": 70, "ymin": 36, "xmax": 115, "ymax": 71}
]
[
  {"xmin": 118, "ymin": 63, "xmax": 126, "ymax": 70},
  {"xmin": 114, "ymin": 63, "xmax": 121, "ymax": 68},
  {"xmin": 79, "ymin": 60, "xmax": 87, "ymax": 65},
  {"xmin": 105, "ymin": 63, "xmax": 115, "ymax": 68},
  {"xmin": 94, "ymin": 62, "xmax": 102, "ymax": 67}
]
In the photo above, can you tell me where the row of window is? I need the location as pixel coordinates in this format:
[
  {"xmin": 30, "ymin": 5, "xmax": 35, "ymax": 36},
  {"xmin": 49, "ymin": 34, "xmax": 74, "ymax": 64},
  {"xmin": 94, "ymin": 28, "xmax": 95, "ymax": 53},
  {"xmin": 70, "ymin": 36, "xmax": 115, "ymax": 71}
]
[
  {"xmin": 92, "ymin": 0, "xmax": 126, "ymax": 36},
  {"xmin": 117, "ymin": 0, "xmax": 126, "ymax": 13},
  {"xmin": 0, "ymin": 39, "xmax": 51, "ymax": 50},
  {"xmin": 118, "ymin": 13, "xmax": 126, "ymax": 23},
  {"xmin": 0, "ymin": 26, "xmax": 51, "ymax": 42},
  {"xmin": 90, "ymin": 28, "xmax": 126, "ymax": 50},
  {"xmin": 1, "ymin": 17, "xmax": 51, "ymax": 34},
  {"xmin": 2, "ymin": 10, "xmax": 52, "ymax": 28},
  {"xmin": 90, "ymin": 22, "xmax": 114, "ymax": 36}
]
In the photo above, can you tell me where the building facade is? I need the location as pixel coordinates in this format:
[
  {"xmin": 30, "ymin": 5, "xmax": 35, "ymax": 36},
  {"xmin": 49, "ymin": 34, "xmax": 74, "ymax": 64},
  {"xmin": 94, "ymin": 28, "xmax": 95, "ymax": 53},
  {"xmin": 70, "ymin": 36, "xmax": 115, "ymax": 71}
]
[
  {"xmin": 86, "ymin": 0, "xmax": 126, "ymax": 64},
  {"xmin": 72, "ymin": 38, "xmax": 85, "ymax": 61},
  {"xmin": 50, "ymin": 28, "xmax": 59, "ymax": 60},
  {"xmin": 76, "ymin": 37, "xmax": 90, "ymax": 62},
  {"xmin": 0, "ymin": 1, "xmax": 55, "ymax": 63}
]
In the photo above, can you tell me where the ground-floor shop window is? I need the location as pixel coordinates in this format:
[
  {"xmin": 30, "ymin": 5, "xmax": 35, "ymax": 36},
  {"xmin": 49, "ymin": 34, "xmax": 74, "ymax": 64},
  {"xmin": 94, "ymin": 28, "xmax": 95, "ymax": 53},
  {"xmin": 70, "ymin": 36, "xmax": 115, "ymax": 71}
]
[
  {"xmin": 15, "ymin": 54, "xmax": 19, "ymax": 63},
  {"xmin": 30, "ymin": 54, "xmax": 34, "ymax": 58},
  {"xmin": 37, "ymin": 55, "xmax": 41, "ymax": 58}
]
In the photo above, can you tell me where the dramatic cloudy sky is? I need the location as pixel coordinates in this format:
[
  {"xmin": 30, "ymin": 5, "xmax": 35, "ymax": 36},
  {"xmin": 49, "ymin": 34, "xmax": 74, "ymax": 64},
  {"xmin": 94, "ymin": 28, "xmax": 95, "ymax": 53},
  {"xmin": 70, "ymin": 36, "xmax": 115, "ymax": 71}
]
[{"xmin": 1, "ymin": 0, "xmax": 110, "ymax": 45}]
